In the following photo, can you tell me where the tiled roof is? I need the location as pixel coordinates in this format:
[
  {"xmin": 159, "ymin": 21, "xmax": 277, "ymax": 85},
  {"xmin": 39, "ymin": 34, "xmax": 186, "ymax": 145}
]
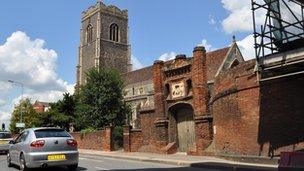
[
  {"xmin": 33, "ymin": 101, "xmax": 50, "ymax": 107},
  {"xmin": 122, "ymin": 66, "xmax": 153, "ymax": 85},
  {"xmin": 206, "ymin": 47, "xmax": 230, "ymax": 81},
  {"xmin": 123, "ymin": 46, "xmax": 230, "ymax": 85}
]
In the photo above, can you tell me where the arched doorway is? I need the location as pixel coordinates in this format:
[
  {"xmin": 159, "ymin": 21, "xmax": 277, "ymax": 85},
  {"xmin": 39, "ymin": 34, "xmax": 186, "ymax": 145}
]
[{"xmin": 169, "ymin": 103, "xmax": 195, "ymax": 152}]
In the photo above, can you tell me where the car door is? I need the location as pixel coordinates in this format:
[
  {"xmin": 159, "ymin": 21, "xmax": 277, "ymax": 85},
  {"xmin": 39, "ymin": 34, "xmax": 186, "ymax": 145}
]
[
  {"xmin": 10, "ymin": 133, "xmax": 23, "ymax": 163},
  {"xmin": 15, "ymin": 131, "xmax": 29, "ymax": 160}
]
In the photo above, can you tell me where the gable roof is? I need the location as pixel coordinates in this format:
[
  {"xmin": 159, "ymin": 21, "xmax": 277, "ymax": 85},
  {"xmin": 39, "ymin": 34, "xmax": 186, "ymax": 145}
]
[
  {"xmin": 33, "ymin": 101, "xmax": 50, "ymax": 107},
  {"xmin": 122, "ymin": 46, "xmax": 235, "ymax": 85},
  {"xmin": 122, "ymin": 66, "xmax": 153, "ymax": 85},
  {"xmin": 214, "ymin": 42, "xmax": 245, "ymax": 79},
  {"xmin": 206, "ymin": 47, "xmax": 230, "ymax": 81}
]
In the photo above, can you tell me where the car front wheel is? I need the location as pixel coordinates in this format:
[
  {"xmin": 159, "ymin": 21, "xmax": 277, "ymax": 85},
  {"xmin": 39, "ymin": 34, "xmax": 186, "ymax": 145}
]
[{"xmin": 7, "ymin": 152, "xmax": 12, "ymax": 167}]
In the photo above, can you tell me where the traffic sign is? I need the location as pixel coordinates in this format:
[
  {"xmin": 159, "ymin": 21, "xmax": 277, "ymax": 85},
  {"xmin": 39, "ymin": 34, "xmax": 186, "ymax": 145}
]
[{"xmin": 16, "ymin": 123, "xmax": 25, "ymax": 128}]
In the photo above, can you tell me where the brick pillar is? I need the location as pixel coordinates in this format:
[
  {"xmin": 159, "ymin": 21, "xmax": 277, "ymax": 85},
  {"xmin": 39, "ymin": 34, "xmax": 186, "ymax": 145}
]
[
  {"xmin": 123, "ymin": 125, "xmax": 131, "ymax": 152},
  {"xmin": 153, "ymin": 60, "xmax": 169, "ymax": 151},
  {"xmin": 102, "ymin": 127, "xmax": 114, "ymax": 151},
  {"xmin": 192, "ymin": 46, "xmax": 213, "ymax": 155}
]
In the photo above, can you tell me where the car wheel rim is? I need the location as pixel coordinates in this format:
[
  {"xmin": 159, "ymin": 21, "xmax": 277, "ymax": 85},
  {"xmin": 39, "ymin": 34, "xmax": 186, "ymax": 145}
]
[
  {"xmin": 20, "ymin": 157, "xmax": 25, "ymax": 170},
  {"xmin": 7, "ymin": 154, "xmax": 11, "ymax": 163}
]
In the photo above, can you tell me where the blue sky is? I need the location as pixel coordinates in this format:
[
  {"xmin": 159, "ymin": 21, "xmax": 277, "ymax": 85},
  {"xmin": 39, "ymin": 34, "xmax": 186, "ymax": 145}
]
[{"xmin": 0, "ymin": 0, "xmax": 258, "ymax": 126}]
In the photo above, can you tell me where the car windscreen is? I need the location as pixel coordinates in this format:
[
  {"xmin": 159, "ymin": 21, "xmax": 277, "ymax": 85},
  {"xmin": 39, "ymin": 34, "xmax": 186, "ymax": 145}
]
[
  {"xmin": 0, "ymin": 132, "xmax": 12, "ymax": 139},
  {"xmin": 34, "ymin": 129, "xmax": 71, "ymax": 138}
]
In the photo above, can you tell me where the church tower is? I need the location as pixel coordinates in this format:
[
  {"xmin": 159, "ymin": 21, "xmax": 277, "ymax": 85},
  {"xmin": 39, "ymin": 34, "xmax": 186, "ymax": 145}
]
[{"xmin": 76, "ymin": 1, "xmax": 132, "ymax": 87}]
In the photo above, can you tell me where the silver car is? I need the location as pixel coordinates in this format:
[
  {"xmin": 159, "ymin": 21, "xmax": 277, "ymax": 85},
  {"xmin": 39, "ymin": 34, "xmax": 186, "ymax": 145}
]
[
  {"xmin": 7, "ymin": 127, "xmax": 79, "ymax": 171},
  {"xmin": 0, "ymin": 131, "xmax": 13, "ymax": 153}
]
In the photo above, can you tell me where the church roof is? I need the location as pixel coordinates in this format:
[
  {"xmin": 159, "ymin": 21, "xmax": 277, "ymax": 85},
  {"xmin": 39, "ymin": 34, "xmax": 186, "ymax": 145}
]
[
  {"xmin": 206, "ymin": 47, "xmax": 230, "ymax": 81},
  {"xmin": 123, "ymin": 46, "xmax": 231, "ymax": 85},
  {"xmin": 122, "ymin": 66, "xmax": 153, "ymax": 85}
]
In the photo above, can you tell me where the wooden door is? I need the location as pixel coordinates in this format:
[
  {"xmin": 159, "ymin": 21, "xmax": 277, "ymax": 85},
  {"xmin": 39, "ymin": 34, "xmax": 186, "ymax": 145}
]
[{"xmin": 176, "ymin": 108, "xmax": 195, "ymax": 152}]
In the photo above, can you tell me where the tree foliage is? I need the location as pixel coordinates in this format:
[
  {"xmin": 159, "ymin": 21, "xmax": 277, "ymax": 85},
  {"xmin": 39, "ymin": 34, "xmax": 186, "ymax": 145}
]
[
  {"xmin": 75, "ymin": 68, "xmax": 131, "ymax": 130},
  {"xmin": 9, "ymin": 98, "xmax": 39, "ymax": 134},
  {"xmin": 34, "ymin": 93, "xmax": 75, "ymax": 131},
  {"xmin": 9, "ymin": 68, "xmax": 130, "ymax": 133}
]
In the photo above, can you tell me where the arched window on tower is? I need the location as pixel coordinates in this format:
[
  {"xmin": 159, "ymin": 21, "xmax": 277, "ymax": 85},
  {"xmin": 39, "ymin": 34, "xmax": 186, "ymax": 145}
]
[
  {"xmin": 109, "ymin": 23, "xmax": 119, "ymax": 42},
  {"xmin": 86, "ymin": 24, "xmax": 93, "ymax": 43}
]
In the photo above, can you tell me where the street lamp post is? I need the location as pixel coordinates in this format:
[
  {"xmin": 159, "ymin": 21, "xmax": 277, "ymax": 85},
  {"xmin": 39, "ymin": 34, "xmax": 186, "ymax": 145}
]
[{"xmin": 8, "ymin": 80, "xmax": 24, "ymax": 124}]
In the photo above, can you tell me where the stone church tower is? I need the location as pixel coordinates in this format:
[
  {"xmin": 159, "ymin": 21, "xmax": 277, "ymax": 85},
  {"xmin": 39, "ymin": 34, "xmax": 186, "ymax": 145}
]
[{"xmin": 76, "ymin": 2, "xmax": 132, "ymax": 87}]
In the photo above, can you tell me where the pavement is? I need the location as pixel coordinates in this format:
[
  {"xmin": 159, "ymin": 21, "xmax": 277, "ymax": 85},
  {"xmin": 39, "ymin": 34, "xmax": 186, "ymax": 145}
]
[
  {"xmin": 79, "ymin": 149, "xmax": 279, "ymax": 171},
  {"xmin": 0, "ymin": 153, "xmax": 220, "ymax": 171}
]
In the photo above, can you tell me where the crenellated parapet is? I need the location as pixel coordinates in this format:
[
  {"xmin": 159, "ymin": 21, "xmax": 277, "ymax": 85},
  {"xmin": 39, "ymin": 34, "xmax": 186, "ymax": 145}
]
[{"xmin": 82, "ymin": 1, "xmax": 128, "ymax": 20}]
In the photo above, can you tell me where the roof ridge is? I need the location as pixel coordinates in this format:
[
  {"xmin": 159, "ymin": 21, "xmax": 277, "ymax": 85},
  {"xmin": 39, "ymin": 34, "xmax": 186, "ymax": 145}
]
[{"xmin": 207, "ymin": 46, "xmax": 230, "ymax": 54}]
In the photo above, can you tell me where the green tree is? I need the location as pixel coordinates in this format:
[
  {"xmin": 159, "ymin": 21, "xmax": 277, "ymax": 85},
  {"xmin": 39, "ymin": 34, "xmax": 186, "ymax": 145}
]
[
  {"xmin": 9, "ymin": 98, "xmax": 39, "ymax": 133},
  {"xmin": 75, "ymin": 68, "xmax": 131, "ymax": 130},
  {"xmin": 34, "ymin": 93, "xmax": 75, "ymax": 131}
]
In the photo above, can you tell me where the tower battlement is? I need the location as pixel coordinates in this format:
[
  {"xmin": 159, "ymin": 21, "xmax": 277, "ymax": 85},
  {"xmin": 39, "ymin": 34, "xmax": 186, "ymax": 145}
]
[{"xmin": 81, "ymin": 2, "xmax": 128, "ymax": 20}]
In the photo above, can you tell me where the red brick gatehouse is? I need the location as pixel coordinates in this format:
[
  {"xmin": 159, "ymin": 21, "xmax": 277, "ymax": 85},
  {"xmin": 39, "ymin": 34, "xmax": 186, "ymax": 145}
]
[{"xmin": 123, "ymin": 41, "xmax": 304, "ymax": 157}]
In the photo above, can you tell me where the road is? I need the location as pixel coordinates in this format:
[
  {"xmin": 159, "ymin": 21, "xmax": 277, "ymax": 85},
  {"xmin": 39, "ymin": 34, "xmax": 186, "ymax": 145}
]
[{"xmin": 0, "ymin": 154, "xmax": 220, "ymax": 171}]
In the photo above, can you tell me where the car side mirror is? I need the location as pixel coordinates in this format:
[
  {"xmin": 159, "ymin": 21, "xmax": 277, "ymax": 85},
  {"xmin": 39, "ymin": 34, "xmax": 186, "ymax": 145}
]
[{"xmin": 8, "ymin": 140, "xmax": 15, "ymax": 144}]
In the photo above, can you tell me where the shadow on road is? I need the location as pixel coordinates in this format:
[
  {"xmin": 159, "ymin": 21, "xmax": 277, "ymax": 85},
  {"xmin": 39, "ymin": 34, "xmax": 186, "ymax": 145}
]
[{"xmin": 100, "ymin": 169, "xmax": 216, "ymax": 171}]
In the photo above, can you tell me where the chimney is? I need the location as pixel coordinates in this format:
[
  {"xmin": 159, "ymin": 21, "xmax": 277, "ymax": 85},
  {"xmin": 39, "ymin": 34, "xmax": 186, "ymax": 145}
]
[
  {"xmin": 152, "ymin": 60, "xmax": 165, "ymax": 119},
  {"xmin": 193, "ymin": 46, "xmax": 206, "ymax": 60},
  {"xmin": 192, "ymin": 45, "xmax": 208, "ymax": 117}
]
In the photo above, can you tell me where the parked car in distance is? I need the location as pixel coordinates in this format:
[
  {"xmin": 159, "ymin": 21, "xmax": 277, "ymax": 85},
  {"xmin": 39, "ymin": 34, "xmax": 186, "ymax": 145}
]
[
  {"xmin": 7, "ymin": 127, "xmax": 78, "ymax": 171},
  {"xmin": 0, "ymin": 131, "xmax": 13, "ymax": 153}
]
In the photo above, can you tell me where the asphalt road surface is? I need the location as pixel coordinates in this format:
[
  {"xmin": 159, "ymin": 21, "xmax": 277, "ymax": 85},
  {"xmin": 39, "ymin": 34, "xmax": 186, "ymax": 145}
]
[{"xmin": 0, "ymin": 154, "xmax": 220, "ymax": 171}]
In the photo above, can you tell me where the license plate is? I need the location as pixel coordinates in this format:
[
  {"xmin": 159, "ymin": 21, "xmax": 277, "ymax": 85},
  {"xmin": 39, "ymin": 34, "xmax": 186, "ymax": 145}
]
[
  {"xmin": 0, "ymin": 140, "xmax": 8, "ymax": 144},
  {"xmin": 47, "ymin": 154, "xmax": 66, "ymax": 161}
]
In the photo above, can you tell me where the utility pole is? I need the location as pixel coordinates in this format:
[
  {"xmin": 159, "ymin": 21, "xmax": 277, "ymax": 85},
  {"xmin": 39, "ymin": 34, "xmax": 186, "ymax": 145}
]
[{"xmin": 8, "ymin": 80, "xmax": 24, "ymax": 126}]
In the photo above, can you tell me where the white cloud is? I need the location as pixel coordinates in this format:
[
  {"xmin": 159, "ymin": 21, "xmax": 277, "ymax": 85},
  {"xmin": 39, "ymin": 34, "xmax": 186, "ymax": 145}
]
[
  {"xmin": 236, "ymin": 34, "xmax": 255, "ymax": 60},
  {"xmin": 12, "ymin": 89, "xmax": 73, "ymax": 107},
  {"xmin": 0, "ymin": 31, "xmax": 70, "ymax": 91},
  {"xmin": 131, "ymin": 55, "xmax": 144, "ymax": 70},
  {"xmin": 158, "ymin": 52, "xmax": 177, "ymax": 61},
  {"xmin": 236, "ymin": 34, "xmax": 273, "ymax": 61},
  {"xmin": 221, "ymin": 0, "xmax": 302, "ymax": 34},
  {"xmin": 198, "ymin": 39, "xmax": 216, "ymax": 52},
  {"xmin": 0, "ymin": 81, "xmax": 12, "ymax": 107},
  {"xmin": 0, "ymin": 111, "xmax": 10, "ymax": 121},
  {"xmin": 221, "ymin": 0, "xmax": 265, "ymax": 33},
  {"xmin": 0, "ymin": 31, "xmax": 74, "ymax": 126},
  {"xmin": 0, "ymin": 99, "xmax": 6, "ymax": 107}
]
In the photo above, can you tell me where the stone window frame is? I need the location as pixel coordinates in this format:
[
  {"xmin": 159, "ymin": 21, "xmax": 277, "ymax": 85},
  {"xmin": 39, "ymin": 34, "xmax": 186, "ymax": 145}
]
[
  {"xmin": 86, "ymin": 24, "xmax": 93, "ymax": 44},
  {"xmin": 109, "ymin": 23, "xmax": 119, "ymax": 42}
]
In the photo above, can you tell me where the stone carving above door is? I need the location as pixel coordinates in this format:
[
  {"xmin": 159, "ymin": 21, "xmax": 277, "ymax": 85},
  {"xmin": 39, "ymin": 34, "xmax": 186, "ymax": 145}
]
[{"xmin": 171, "ymin": 82, "xmax": 185, "ymax": 99}]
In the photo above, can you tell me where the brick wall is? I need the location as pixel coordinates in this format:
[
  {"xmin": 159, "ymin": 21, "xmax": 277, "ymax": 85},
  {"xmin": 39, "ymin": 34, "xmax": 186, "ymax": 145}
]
[
  {"xmin": 212, "ymin": 60, "xmax": 260, "ymax": 156},
  {"xmin": 212, "ymin": 59, "xmax": 304, "ymax": 157},
  {"xmin": 123, "ymin": 126, "xmax": 144, "ymax": 152},
  {"xmin": 71, "ymin": 128, "xmax": 113, "ymax": 151},
  {"xmin": 259, "ymin": 72, "xmax": 304, "ymax": 156},
  {"xmin": 130, "ymin": 129, "xmax": 143, "ymax": 152}
]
